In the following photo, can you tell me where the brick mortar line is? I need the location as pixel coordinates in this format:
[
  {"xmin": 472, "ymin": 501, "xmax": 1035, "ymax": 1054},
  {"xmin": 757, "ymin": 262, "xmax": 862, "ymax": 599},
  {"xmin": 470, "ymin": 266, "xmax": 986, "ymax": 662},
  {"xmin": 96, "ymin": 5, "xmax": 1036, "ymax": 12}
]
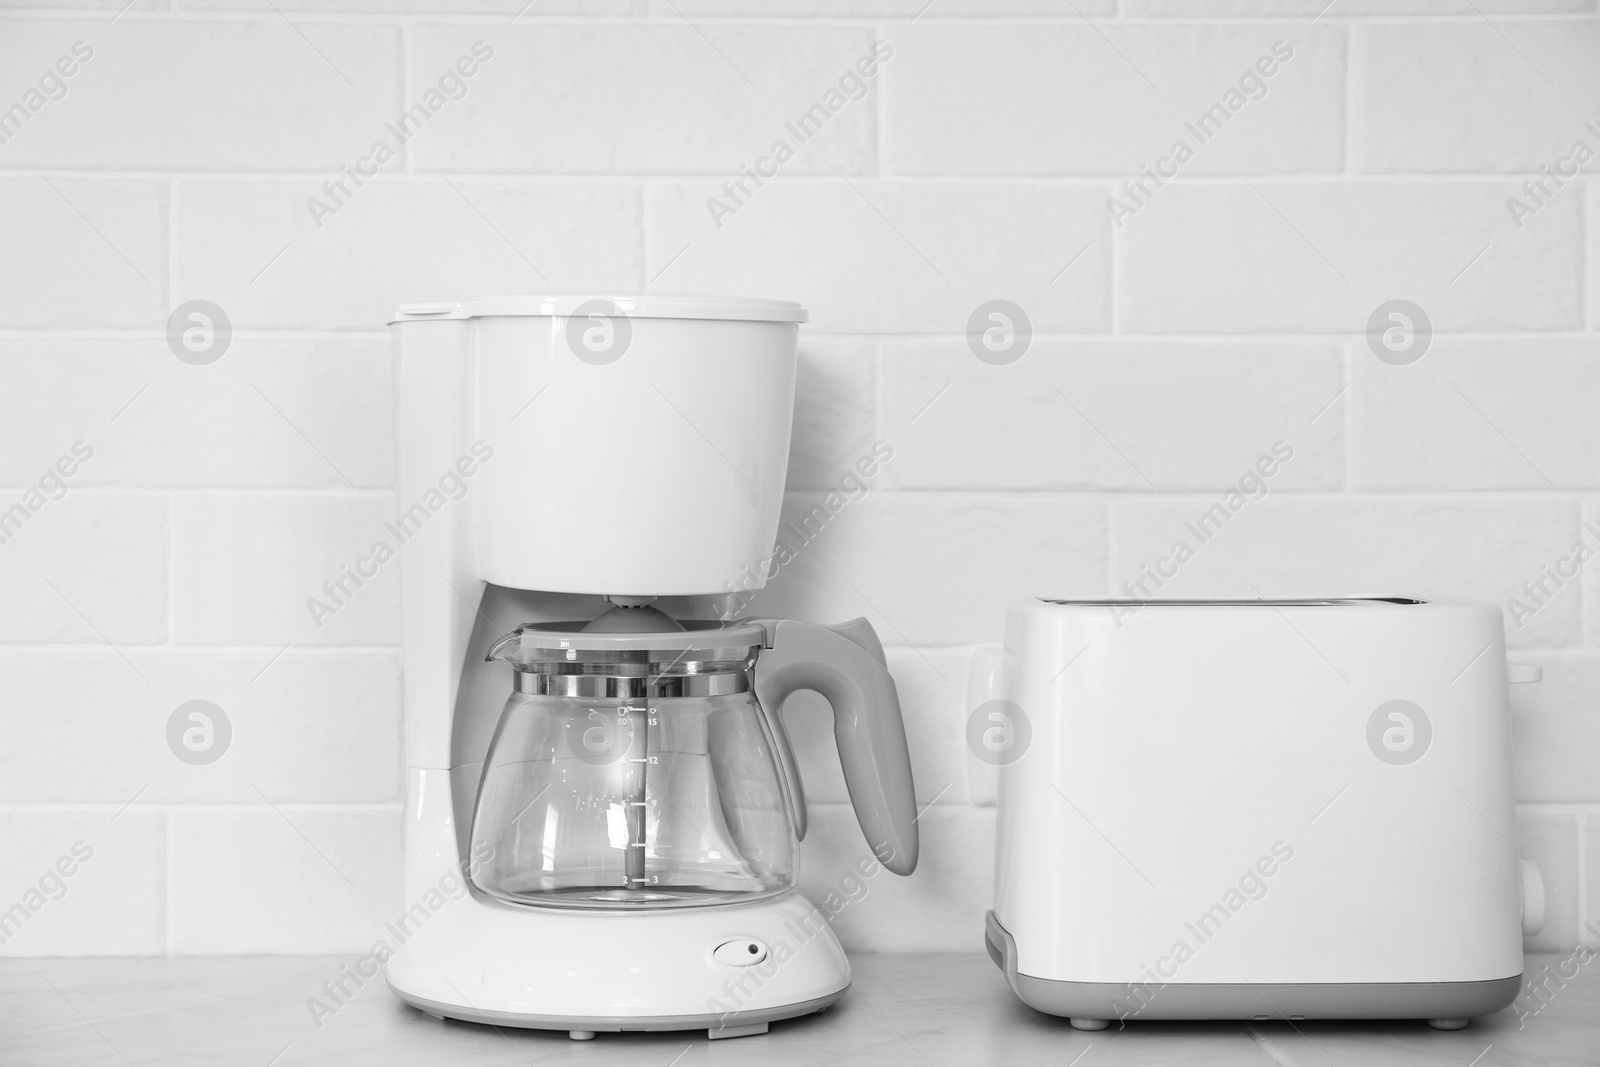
[
  {"xmin": 4, "ymin": 487, "xmax": 397, "ymax": 495},
  {"xmin": 2, "ymin": 800, "xmax": 1588, "ymax": 810},
  {"xmin": 0, "ymin": 802, "xmax": 404, "ymax": 811},
  {"xmin": 638, "ymin": 181, "xmax": 651, "ymax": 290},
  {"xmin": 0, "ymin": 10, "xmax": 1593, "ymax": 23},
  {"xmin": 0, "ymin": 330, "xmax": 393, "ymax": 337},
  {"xmin": 161, "ymin": 811, "xmax": 172, "ymax": 955},
  {"xmin": 1110, "ymin": 185, "xmax": 1122, "ymax": 337},
  {"xmin": 1, "ymin": 642, "xmax": 1596, "ymax": 654},
  {"xmin": 0, "ymin": 644, "xmax": 403, "ymax": 652},
  {"xmin": 9, "ymin": 487, "xmax": 1595, "ymax": 498},
  {"xmin": 1585, "ymin": 498, "xmax": 1597, "ymax": 649},
  {"xmin": 1342, "ymin": 17, "xmax": 1358, "ymax": 175},
  {"xmin": 1340, "ymin": 338, "xmax": 1355, "ymax": 491},
  {"xmin": 399, "ymin": 20, "xmax": 413, "ymax": 177},
  {"xmin": 2, "ymin": 800, "xmax": 1591, "ymax": 812},
  {"xmin": 4, "ymin": 331, "xmax": 1597, "ymax": 341},
  {"xmin": 795, "ymin": 800, "xmax": 1600, "ymax": 810},
  {"xmin": 1579, "ymin": 811, "xmax": 1591, "ymax": 942},
  {"xmin": 0, "ymin": 173, "xmax": 1591, "ymax": 183},
  {"xmin": 162, "ymin": 493, "xmax": 174, "ymax": 649},
  {"xmin": 1106, "ymin": 497, "xmax": 1119, "ymax": 596},
  {"xmin": 1587, "ymin": 182, "xmax": 1596, "ymax": 334},
  {"xmin": 7, "ymin": 487, "xmax": 1594, "ymax": 499},
  {"xmin": 872, "ymin": 17, "xmax": 888, "ymax": 180},
  {"xmin": 164, "ymin": 182, "xmax": 177, "ymax": 313}
]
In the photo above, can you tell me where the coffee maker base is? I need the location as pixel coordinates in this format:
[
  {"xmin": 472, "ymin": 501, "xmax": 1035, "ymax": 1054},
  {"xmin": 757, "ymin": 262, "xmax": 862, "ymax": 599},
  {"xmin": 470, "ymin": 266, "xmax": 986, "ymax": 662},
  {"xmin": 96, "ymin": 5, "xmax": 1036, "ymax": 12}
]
[
  {"xmin": 384, "ymin": 888, "xmax": 853, "ymax": 1041},
  {"xmin": 391, "ymin": 987, "xmax": 848, "ymax": 1040}
]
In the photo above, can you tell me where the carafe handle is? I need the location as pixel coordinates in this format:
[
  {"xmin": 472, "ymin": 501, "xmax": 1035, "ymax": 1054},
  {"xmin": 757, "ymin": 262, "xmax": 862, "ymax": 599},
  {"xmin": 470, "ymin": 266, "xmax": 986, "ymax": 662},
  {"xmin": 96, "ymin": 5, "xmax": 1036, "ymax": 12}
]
[{"xmin": 752, "ymin": 618, "xmax": 919, "ymax": 875}]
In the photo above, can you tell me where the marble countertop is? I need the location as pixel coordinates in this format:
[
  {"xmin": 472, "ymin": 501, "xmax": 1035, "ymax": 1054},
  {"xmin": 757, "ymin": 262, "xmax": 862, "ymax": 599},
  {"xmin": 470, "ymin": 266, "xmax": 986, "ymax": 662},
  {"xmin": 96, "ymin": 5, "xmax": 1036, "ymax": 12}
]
[{"xmin": 2, "ymin": 952, "xmax": 1594, "ymax": 1066}]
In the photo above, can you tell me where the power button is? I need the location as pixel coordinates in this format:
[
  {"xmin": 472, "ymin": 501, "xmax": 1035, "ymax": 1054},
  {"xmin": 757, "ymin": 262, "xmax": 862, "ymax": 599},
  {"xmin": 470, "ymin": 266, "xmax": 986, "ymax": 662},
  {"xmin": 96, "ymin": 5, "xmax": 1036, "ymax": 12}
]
[{"xmin": 712, "ymin": 938, "xmax": 769, "ymax": 967}]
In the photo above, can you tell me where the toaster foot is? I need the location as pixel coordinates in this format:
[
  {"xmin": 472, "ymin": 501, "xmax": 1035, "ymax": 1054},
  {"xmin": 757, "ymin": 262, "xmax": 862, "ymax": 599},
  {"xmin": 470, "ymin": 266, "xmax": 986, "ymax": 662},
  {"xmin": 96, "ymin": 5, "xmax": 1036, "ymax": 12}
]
[
  {"xmin": 1069, "ymin": 1018, "xmax": 1109, "ymax": 1031},
  {"xmin": 1426, "ymin": 1018, "xmax": 1469, "ymax": 1030}
]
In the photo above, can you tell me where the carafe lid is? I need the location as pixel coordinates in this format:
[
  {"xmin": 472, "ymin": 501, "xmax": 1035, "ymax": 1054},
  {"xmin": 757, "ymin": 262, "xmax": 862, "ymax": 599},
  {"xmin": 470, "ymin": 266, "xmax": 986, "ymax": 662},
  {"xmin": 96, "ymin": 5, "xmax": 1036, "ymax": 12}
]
[
  {"xmin": 486, "ymin": 619, "xmax": 767, "ymax": 699},
  {"xmin": 490, "ymin": 619, "xmax": 767, "ymax": 658}
]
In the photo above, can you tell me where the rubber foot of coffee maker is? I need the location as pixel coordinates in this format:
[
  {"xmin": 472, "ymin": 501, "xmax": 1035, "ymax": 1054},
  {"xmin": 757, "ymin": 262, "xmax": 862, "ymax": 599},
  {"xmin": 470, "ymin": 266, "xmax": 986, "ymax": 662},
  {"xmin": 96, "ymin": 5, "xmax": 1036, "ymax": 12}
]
[
  {"xmin": 568, "ymin": 1030, "xmax": 597, "ymax": 1040},
  {"xmin": 1426, "ymin": 1018, "xmax": 1469, "ymax": 1031},
  {"xmin": 1070, "ymin": 1018, "xmax": 1109, "ymax": 1031},
  {"xmin": 709, "ymin": 1022, "xmax": 769, "ymax": 1039}
]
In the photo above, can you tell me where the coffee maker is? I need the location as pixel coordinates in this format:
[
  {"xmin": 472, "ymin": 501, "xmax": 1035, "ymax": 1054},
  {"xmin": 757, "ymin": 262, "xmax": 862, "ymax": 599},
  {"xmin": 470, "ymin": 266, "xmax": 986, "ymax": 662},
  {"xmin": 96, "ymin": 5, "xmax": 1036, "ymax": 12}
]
[{"xmin": 383, "ymin": 295, "xmax": 918, "ymax": 1040}]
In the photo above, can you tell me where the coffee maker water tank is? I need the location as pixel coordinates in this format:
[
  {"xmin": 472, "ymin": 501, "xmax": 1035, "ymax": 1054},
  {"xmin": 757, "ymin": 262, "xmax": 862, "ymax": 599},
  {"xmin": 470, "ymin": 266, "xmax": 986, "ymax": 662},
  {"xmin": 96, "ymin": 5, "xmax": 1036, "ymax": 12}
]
[{"xmin": 390, "ymin": 294, "xmax": 807, "ymax": 598}]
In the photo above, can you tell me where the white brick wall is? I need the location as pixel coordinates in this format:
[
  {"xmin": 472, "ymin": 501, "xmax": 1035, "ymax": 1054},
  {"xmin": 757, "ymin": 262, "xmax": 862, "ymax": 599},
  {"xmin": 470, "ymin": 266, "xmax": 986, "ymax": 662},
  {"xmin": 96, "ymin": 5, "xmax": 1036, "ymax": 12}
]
[{"xmin": 0, "ymin": 1, "xmax": 1596, "ymax": 958}]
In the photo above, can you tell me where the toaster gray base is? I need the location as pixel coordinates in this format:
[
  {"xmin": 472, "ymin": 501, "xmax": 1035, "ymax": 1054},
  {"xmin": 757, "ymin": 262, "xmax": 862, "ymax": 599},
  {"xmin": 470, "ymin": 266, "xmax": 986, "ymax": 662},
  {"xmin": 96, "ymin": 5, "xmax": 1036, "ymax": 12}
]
[{"xmin": 986, "ymin": 912, "xmax": 1520, "ymax": 1026}]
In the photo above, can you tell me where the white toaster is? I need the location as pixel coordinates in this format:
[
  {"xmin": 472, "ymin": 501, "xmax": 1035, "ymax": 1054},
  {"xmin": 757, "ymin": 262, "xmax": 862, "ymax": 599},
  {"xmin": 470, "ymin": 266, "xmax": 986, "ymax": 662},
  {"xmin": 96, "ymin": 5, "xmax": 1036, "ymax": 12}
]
[{"xmin": 985, "ymin": 597, "xmax": 1543, "ymax": 1031}]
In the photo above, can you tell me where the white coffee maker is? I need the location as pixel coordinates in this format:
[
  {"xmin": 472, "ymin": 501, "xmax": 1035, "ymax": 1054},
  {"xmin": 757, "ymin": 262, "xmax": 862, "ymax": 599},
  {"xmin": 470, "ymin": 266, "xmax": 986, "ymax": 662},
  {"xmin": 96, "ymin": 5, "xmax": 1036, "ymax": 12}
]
[{"xmin": 383, "ymin": 295, "xmax": 918, "ymax": 1040}]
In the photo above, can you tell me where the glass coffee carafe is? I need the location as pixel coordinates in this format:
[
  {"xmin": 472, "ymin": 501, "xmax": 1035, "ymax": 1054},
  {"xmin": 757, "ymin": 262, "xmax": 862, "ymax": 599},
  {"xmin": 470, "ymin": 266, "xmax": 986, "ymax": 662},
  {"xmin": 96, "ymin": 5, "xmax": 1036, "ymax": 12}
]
[{"xmin": 469, "ymin": 613, "xmax": 920, "ymax": 910}]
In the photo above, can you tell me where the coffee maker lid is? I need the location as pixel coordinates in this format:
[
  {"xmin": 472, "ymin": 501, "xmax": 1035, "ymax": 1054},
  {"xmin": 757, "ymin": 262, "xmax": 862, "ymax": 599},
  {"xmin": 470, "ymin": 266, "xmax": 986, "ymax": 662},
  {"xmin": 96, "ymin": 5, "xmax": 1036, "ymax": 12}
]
[{"xmin": 391, "ymin": 294, "xmax": 808, "ymax": 324}]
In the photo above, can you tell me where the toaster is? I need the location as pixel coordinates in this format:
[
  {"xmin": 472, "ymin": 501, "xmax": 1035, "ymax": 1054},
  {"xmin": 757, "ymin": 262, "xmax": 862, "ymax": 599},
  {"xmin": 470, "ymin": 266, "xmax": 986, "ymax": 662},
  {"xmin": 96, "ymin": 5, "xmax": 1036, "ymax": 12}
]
[{"xmin": 985, "ymin": 596, "xmax": 1543, "ymax": 1031}]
